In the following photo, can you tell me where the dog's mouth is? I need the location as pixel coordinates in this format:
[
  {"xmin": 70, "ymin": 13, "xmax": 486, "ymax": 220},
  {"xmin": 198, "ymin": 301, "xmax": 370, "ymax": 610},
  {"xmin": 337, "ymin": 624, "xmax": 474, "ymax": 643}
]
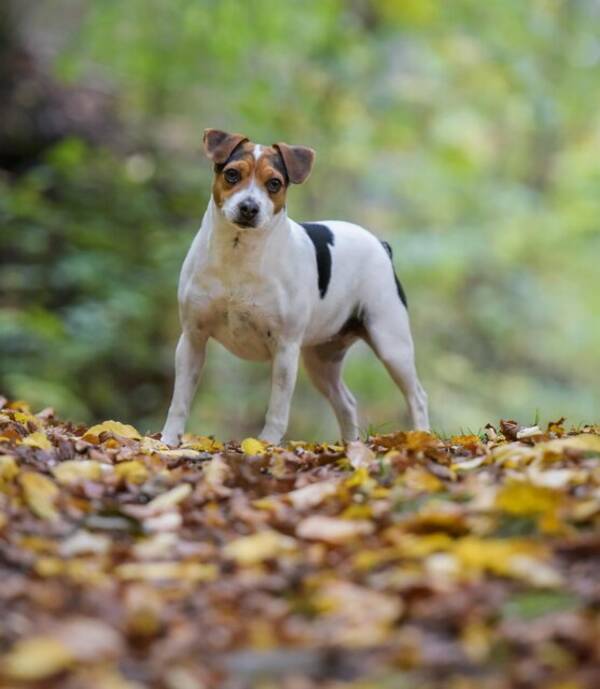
[{"xmin": 233, "ymin": 218, "xmax": 259, "ymax": 228}]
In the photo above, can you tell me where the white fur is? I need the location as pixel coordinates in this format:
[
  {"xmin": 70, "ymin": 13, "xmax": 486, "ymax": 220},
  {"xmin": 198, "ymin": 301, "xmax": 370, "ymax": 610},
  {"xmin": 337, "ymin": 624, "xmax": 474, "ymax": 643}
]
[{"xmin": 162, "ymin": 161, "xmax": 429, "ymax": 445}]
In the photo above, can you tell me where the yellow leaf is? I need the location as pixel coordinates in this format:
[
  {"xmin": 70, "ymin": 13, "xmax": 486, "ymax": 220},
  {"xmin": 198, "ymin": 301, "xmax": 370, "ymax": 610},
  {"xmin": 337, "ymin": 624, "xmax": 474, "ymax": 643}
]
[
  {"xmin": 83, "ymin": 420, "xmax": 141, "ymax": 443},
  {"xmin": 451, "ymin": 537, "xmax": 551, "ymax": 581},
  {"xmin": 0, "ymin": 455, "xmax": 19, "ymax": 481},
  {"xmin": 35, "ymin": 557, "xmax": 65, "ymax": 577},
  {"xmin": 181, "ymin": 434, "xmax": 223, "ymax": 452},
  {"xmin": 21, "ymin": 431, "xmax": 52, "ymax": 451},
  {"xmin": 241, "ymin": 437, "xmax": 267, "ymax": 455},
  {"xmin": 541, "ymin": 434, "xmax": 600, "ymax": 454},
  {"xmin": 114, "ymin": 460, "xmax": 148, "ymax": 484},
  {"xmin": 13, "ymin": 411, "xmax": 40, "ymax": 428},
  {"xmin": 402, "ymin": 466, "xmax": 444, "ymax": 492},
  {"xmin": 19, "ymin": 472, "xmax": 59, "ymax": 521},
  {"xmin": 145, "ymin": 483, "xmax": 192, "ymax": 513},
  {"xmin": 344, "ymin": 466, "xmax": 373, "ymax": 490},
  {"xmin": 340, "ymin": 503, "xmax": 373, "ymax": 520},
  {"xmin": 496, "ymin": 480, "xmax": 561, "ymax": 516},
  {"xmin": 2, "ymin": 636, "xmax": 73, "ymax": 680},
  {"xmin": 52, "ymin": 460, "xmax": 103, "ymax": 485},
  {"xmin": 461, "ymin": 620, "xmax": 491, "ymax": 662},
  {"xmin": 7, "ymin": 400, "xmax": 31, "ymax": 413},
  {"xmin": 224, "ymin": 530, "xmax": 297, "ymax": 565},
  {"xmin": 115, "ymin": 561, "xmax": 217, "ymax": 582},
  {"xmin": 139, "ymin": 436, "xmax": 169, "ymax": 453}
]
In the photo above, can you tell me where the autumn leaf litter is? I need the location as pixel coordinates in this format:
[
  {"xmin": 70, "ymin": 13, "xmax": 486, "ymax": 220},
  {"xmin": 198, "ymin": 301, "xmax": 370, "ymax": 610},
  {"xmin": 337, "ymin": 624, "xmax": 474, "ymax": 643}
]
[{"xmin": 1, "ymin": 400, "xmax": 600, "ymax": 688}]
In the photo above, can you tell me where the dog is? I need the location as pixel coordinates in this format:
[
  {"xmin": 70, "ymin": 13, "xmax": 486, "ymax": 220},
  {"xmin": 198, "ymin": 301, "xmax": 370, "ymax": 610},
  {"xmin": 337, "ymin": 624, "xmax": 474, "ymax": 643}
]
[{"xmin": 161, "ymin": 129, "xmax": 429, "ymax": 446}]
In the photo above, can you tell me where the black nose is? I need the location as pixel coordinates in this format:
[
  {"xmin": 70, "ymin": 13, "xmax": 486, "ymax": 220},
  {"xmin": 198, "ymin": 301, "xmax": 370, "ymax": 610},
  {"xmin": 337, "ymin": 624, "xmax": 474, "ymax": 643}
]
[{"xmin": 238, "ymin": 199, "xmax": 259, "ymax": 221}]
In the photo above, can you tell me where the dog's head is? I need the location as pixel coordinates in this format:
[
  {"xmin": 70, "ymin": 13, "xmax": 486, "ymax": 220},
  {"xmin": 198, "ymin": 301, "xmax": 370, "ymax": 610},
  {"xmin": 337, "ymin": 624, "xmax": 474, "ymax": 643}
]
[{"xmin": 203, "ymin": 129, "xmax": 315, "ymax": 230}]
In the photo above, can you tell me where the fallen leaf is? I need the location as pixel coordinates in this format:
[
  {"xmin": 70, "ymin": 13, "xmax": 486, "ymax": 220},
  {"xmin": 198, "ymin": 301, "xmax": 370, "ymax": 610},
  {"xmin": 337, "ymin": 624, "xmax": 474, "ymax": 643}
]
[
  {"xmin": 19, "ymin": 471, "xmax": 60, "ymax": 521},
  {"xmin": 312, "ymin": 580, "xmax": 402, "ymax": 645},
  {"xmin": 83, "ymin": 420, "xmax": 141, "ymax": 443},
  {"xmin": 241, "ymin": 437, "xmax": 267, "ymax": 455},
  {"xmin": 1, "ymin": 636, "xmax": 73, "ymax": 680},
  {"xmin": 59, "ymin": 530, "xmax": 111, "ymax": 557},
  {"xmin": 0, "ymin": 454, "xmax": 19, "ymax": 481},
  {"xmin": 21, "ymin": 430, "xmax": 52, "ymax": 450},
  {"xmin": 114, "ymin": 460, "xmax": 149, "ymax": 484},
  {"xmin": 224, "ymin": 529, "xmax": 297, "ymax": 565},
  {"xmin": 297, "ymin": 515, "xmax": 374, "ymax": 543},
  {"xmin": 286, "ymin": 480, "xmax": 339, "ymax": 509},
  {"xmin": 115, "ymin": 561, "xmax": 217, "ymax": 582},
  {"xmin": 52, "ymin": 460, "xmax": 104, "ymax": 485},
  {"xmin": 54, "ymin": 618, "xmax": 121, "ymax": 662},
  {"xmin": 346, "ymin": 441, "xmax": 375, "ymax": 469},
  {"xmin": 181, "ymin": 434, "xmax": 223, "ymax": 452},
  {"xmin": 145, "ymin": 483, "xmax": 192, "ymax": 513},
  {"xmin": 402, "ymin": 466, "xmax": 444, "ymax": 492},
  {"xmin": 496, "ymin": 480, "xmax": 562, "ymax": 516}
]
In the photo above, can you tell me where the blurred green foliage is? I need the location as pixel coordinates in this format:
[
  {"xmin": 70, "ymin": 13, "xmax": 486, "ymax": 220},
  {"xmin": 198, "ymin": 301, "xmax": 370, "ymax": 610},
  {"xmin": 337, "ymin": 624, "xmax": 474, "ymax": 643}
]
[{"xmin": 1, "ymin": 0, "xmax": 599, "ymax": 438}]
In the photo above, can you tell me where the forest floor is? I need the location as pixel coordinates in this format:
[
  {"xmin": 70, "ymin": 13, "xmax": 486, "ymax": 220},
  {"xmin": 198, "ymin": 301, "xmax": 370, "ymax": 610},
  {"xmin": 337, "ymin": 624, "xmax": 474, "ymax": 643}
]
[{"xmin": 0, "ymin": 399, "xmax": 599, "ymax": 689}]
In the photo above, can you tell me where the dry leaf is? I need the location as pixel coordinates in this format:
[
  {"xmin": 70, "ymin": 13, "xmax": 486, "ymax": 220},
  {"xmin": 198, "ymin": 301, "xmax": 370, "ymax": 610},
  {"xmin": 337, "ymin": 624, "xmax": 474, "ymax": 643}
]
[
  {"xmin": 286, "ymin": 480, "xmax": 339, "ymax": 510},
  {"xmin": 1, "ymin": 636, "xmax": 73, "ymax": 680},
  {"xmin": 297, "ymin": 515, "xmax": 374, "ymax": 543},
  {"xmin": 83, "ymin": 420, "xmax": 141, "ymax": 443},
  {"xmin": 145, "ymin": 483, "xmax": 192, "ymax": 514},
  {"xmin": 346, "ymin": 441, "xmax": 375, "ymax": 469},
  {"xmin": 496, "ymin": 480, "xmax": 561, "ymax": 516},
  {"xmin": 224, "ymin": 529, "xmax": 297, "ymax": 565},
  {"xmin": 115, "ymin": 561, "xmax": 217, "ymax": 582},
  {"xmin": 52, "ymin": 460, "xmax": 103, "ymax": 485},
  {"xmin": 241, "ymin": 437, "xmax": 267, "ymax": 455},
  {"xmin": 21, "ymin": 430, "xmax": 53, "ymax": 450},
  {"xmin": 114, "ymin": 460, "xmax": 149, "ymax": 484},
  {"xmin": 19, "ymin": 471, "xmax": 60, "ymax": 521}
]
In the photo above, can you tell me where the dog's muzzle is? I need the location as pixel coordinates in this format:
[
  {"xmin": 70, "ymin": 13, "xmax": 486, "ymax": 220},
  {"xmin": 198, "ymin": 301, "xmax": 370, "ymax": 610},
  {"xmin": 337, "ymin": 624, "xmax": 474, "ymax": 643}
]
[{"xmin": 235, "ymin": 199, "xmax": 260, "ymax": 227}]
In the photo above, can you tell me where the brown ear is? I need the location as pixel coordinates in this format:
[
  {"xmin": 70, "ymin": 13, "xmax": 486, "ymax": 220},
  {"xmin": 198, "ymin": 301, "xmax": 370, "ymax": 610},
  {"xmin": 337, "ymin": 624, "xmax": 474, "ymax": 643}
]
[
  {"xmin": 274, "ymin": 142, "xmax": 315, "ymax": 184},
  {"xmin": 203, "ymin": 128, "xmax": 248, "ymax": 165}
]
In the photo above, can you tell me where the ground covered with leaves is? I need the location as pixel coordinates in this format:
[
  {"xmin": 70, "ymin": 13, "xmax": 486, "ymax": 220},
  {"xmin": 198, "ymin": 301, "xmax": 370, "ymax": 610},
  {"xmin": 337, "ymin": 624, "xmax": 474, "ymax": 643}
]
[{"xmin": 0, "ymin": 399, "xmax": 599, "ymax": 689}]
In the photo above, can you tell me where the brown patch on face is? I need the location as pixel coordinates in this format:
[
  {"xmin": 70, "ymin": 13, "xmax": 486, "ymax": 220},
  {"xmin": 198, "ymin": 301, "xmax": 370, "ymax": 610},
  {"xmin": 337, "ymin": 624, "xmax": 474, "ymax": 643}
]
[
  {"xmin": 255, "ymin": 147, "xmax": 288, "ymax": 214},
  {"xmin": 211, "ymin": 142, "xmax": 289, "ymax": 214},
  {"xmin": 211, "ymin": 140, "xmax": 255, "ymax": 208}
]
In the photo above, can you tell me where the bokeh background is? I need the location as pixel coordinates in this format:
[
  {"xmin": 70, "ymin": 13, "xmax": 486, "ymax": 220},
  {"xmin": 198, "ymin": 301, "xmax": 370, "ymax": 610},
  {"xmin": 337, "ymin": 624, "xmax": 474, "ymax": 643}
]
[{"xmin": 1, "ymin": 0, "xmax": 599, "ymax": 440}]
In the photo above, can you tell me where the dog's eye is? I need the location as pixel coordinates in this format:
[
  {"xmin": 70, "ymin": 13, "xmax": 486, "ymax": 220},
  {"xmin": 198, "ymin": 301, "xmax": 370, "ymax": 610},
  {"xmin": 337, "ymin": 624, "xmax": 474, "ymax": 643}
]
[
  {"xmin": 266, "ymin": 178, "xmax": 282, "ymax": 193},
  {"xmin": 224, "ymin": 168, "xmax": 240, "ymax": 184}
]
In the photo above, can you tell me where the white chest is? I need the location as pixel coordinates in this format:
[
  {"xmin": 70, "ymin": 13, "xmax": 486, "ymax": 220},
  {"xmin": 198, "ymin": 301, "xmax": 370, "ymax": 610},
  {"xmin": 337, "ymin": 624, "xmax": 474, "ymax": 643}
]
[{"xmin": 184, "ymin": 270, "xmax": 280, "ymax": 361}]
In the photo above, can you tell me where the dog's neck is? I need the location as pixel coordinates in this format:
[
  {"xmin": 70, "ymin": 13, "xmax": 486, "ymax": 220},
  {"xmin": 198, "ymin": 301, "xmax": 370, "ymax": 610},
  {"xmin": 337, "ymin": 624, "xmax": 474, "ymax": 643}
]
[{"xmin": 204, "ymin": 197, "xmax": 289, "ymax": 261}]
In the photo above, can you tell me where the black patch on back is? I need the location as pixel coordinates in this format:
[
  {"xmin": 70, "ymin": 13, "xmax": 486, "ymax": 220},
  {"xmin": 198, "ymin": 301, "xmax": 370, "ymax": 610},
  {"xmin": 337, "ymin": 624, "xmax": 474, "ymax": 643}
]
[
  {"xmin": 381, "ymin": 240, "xmax": 408, "ymax": 308},
  {"xmin": 301, "ymin": 222, "xmax": 335, "ymax": 298}
]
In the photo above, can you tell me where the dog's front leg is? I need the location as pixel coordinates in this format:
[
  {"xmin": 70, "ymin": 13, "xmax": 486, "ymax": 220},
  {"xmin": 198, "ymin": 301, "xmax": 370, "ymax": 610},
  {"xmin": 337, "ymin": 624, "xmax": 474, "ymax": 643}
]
[
  {"xmin": 260, "ymin": 341, "xmax": 301, "ymax": 444},
  {"xmin": 161, "ymin": 332, "xmax": 207, "ymax": 446}
]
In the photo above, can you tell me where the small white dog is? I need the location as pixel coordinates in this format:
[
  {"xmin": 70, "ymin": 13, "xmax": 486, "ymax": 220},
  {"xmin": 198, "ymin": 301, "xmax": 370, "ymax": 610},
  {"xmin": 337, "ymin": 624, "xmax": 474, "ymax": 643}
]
[{"xmin": 162, "ymin": 129, "xmax": 429, "ymax": 445}]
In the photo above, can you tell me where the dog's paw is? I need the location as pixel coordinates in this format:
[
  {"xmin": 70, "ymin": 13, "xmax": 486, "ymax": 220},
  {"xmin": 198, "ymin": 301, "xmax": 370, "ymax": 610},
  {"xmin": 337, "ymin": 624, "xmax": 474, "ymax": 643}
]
[
  {"xmin": 258, "ymin": 430, "xmax": 283, "ymax": 446},
  {"xmin": 160, "ymin": 430, "xmax": 182, "ymax": 448}
]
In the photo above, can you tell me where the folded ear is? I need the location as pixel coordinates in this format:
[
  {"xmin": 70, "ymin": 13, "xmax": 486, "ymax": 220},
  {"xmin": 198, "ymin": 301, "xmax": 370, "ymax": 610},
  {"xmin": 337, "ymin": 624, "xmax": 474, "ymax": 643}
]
[
  {"xmin": 274, "ymin": 142, "xmax": 315, "ymax": 184},
  {"xmin": 203, "ymin": 129, "xmax": 248, "ymax": 165}
]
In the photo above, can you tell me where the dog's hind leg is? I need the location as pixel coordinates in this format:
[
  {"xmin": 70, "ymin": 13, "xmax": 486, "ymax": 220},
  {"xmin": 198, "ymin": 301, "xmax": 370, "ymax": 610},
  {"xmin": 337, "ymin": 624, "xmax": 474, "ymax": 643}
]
[
  {"xmin": 364, "ymin": 306, "xmax": 429, "ymax": 431},
  {"xmin": 161, "ymin": 332, "xmax": 207, "ymax": 446},
  {"xmin": 302, "ymin": 345, "xmax": 360, "ymax": 442}
]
